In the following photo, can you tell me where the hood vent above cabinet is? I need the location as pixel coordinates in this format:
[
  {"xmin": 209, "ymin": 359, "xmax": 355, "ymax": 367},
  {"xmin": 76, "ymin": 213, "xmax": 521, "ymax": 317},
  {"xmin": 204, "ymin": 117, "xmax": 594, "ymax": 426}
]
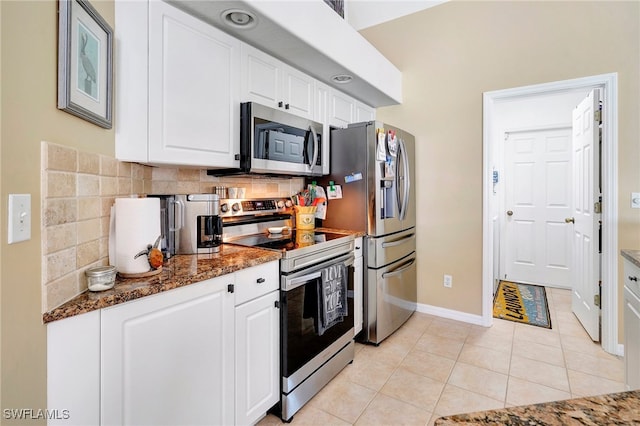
[{"xmin": 166, "ymin": 0, "xmax": 402, "ymax": 107}]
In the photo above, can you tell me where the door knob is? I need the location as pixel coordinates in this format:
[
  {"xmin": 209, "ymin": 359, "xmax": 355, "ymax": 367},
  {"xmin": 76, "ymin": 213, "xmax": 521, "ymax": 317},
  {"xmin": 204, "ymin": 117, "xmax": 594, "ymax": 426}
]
[
  {"xmin": 565, "ymin": 217, "xmax": 575, "ymax": 223},
  {"xmin": 506, "ymin": 210, "xmax": 513, "ymax": 216}
]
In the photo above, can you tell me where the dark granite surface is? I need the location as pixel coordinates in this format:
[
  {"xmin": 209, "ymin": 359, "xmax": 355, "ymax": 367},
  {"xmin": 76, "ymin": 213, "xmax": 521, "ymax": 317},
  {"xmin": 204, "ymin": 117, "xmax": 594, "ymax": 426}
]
[
  {"xmin": 43, "ymin": 244, "xmax": 281, "ymax": 324},
  {"xmin": 621, "ymin": 249, "xmax": 640, "ymax": 269},
  {"xmin": 434, "ymin": 390, "xmax": 640, "ymax": 425}
]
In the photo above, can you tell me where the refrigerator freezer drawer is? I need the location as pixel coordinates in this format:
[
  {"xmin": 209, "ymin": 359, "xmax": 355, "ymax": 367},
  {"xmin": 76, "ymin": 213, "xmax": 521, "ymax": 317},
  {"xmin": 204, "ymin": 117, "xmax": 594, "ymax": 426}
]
[
  {"xmin": 365, "ymin": 253, "xmax": 417, "ymax": 344},
  {"xmin": 368, "ymin": 229, "xmax": 416, "ymax": 269}
]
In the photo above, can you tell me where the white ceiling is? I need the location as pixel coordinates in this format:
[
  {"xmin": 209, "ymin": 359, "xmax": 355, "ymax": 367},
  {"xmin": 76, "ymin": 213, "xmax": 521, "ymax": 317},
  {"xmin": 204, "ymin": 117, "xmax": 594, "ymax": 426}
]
[{"xmin": 345, "ymin": 0, "xmax": 446, "ymax": 30}]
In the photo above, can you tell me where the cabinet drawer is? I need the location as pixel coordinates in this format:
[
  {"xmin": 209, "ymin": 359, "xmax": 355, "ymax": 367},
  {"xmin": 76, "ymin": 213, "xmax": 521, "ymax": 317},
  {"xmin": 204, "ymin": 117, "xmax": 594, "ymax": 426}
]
[
  {"xmin": 624, "ymin": 260, "xmax": 640, "ymax": 298},
  {"xmin": 235, "ymin": 261, "xmax": 279, "ymax": 305}
]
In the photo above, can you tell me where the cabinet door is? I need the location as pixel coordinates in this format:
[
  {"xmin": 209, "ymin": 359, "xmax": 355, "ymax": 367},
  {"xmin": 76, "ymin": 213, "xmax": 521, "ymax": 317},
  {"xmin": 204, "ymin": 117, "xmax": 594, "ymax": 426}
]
[
  {"xmin": 148, "ymin": 1, "xmax": 240, "ymax": 168},
  {"xmin": 235, "ymin": 291, "xmax": 280, "ymax": 425},
  {"xmin": 624, "ymin": 284, "xmax": 640, "ymax": 390},
  {"xmin": 282, "ymin": 64, "xmax": 315, "ymax": 120},
  {"xmin": 355, "ymin": 101, "xmax": 376, "ymax": 122},
  {"xmin": 241, "ymin": 44, "xmax": 282, "ymax": 108},
  {"xmin": 101, "ymin": 276, "xmax": 235, "ymax": 426},
  {"xmin": 328, "ymin": 90, "xmax": 354, "ymax": 128}
]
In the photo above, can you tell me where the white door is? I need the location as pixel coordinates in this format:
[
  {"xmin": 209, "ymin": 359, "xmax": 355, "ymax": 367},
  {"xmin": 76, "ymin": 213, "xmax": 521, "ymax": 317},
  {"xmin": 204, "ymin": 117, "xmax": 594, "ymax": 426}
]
[
  {"xmin": 571, "ymin": 89, "xmax": 602, "ymax": 341},
  {"xmin": 503, "ymin": 127, "xmax": 573, "ymax": 288}
]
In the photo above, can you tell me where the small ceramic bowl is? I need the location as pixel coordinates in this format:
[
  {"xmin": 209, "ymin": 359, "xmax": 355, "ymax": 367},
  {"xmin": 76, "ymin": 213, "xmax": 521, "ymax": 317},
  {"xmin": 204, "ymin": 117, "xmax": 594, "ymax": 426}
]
[{"xmin": 267, "ymin": 226, "xmax": 289, "ymax": 234}]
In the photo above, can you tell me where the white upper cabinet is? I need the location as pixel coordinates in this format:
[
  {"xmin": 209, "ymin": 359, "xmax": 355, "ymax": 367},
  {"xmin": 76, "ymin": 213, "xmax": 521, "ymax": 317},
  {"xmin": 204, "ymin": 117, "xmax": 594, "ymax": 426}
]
[
  {"xmin": 317, "ymin": 81, "xmax": 376, "ymax": 130},
  {"xmin": 241, "ymin": 44, "xmax": 315, "ymax": 120},
  {"xmin": 116, "ymin": 1, "xmax": 241, "ymax": 168}
]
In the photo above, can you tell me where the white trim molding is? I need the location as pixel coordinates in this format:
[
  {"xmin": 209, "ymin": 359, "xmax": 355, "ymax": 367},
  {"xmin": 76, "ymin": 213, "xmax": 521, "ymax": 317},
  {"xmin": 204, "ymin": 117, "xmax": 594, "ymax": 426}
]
[
  {"xmin": 482, "ymin": 73, "xmax": 619, "ymax": 355},
  {"xmin": 416, "ymin": 303, "xmax": 485, "ymax": 326}
]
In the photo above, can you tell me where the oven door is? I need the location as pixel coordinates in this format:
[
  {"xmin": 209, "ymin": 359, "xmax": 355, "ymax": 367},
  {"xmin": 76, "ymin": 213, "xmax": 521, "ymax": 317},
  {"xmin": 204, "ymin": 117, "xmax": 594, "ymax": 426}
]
[{"xmin": 280, "ymin": 252, "xmax": 354, "ymax": 393}]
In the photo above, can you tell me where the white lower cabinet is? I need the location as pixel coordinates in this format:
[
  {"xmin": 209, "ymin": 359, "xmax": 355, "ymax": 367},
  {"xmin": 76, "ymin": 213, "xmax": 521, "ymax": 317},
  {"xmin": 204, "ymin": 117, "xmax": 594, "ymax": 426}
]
[
  {"xmin": 623, "ymin": 259, "xmax": 640, "ymax": 390},
  {"xmin": 47, "ymin": 310, "xmax": 101, "ymax": 426},
  {"xmin": 47, "ymin": 261, "xmax": 280, "ymax": 426},
  {"xmin": 234, "ymin": 261, "xmax": 280, "ymax": 425},
  {"xmin": 235, "ymin": 291, "xmax": 280, "ymax": 425},
  {"xmin": 101, "ymin": 275, "xmax": 236, "ymax": 426}
]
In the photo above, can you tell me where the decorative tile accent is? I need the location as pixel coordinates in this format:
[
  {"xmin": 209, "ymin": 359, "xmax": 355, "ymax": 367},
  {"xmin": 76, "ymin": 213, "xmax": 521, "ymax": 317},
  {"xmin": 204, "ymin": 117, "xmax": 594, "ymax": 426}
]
[{"xmin": 41, "ymin": 141, "xmax": 304, "ymax": 312}]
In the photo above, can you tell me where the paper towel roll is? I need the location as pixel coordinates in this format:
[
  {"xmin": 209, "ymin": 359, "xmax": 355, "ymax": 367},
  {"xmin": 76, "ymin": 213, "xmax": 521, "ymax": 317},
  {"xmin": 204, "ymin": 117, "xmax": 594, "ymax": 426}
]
[{"xmin": 111, "ymin": 198, "xmax": 160, "ymax": 274}]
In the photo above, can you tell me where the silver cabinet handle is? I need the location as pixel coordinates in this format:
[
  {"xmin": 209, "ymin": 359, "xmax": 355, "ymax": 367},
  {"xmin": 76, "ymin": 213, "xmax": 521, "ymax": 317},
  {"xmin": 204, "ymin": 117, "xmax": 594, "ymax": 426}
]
[
  {"xmin": 257, "ymin": 277, "xmax": 266, "ymax": 284},
  {"xmin": 507, "ymin": 210, "xmax": 513, "ymax": 216}
]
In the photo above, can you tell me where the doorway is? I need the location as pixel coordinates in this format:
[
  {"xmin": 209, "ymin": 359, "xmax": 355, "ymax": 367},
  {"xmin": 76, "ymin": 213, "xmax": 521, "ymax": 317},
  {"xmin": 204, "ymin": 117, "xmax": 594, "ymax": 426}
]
[{"xmin": 482, "ymin": 73, "xmax": 620, "ymax": 355}]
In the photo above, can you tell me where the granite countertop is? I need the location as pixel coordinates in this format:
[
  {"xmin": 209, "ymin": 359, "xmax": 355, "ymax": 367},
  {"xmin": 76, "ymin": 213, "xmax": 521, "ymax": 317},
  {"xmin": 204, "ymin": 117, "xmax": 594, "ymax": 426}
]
[
  {"xmin": 621, "ymin": 249, "xmax": 640, "ymax": 268},
  {"xmin": 434, "ymin": 390, "xmax": 640, "ymax": 425},
  {"xmin": 43, "ymin": 244, "xmax": 281, "ymax": 324}
]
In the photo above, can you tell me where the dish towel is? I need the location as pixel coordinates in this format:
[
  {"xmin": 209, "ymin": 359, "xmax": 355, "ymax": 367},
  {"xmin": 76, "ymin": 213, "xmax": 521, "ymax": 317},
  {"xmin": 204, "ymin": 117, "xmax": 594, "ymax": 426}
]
[{"xmin": 318, "ymin": 263, "xmax": 348, "ymax": 335}]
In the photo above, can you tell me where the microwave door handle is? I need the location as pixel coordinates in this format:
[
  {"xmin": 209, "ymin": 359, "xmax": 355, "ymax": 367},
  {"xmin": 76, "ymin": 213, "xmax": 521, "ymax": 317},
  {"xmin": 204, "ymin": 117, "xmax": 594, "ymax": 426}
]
[
  {"xmin": 382, "ymin": 258, "xmax": 416, "ymax": 279},
  {"xmin": 308, "ymin": 125, "xmax": 319, "ymax": 170}
]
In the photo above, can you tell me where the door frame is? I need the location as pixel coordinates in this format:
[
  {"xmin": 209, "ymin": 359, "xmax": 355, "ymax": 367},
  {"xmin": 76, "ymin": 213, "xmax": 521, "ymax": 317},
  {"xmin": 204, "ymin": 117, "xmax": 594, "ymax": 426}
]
[{"xmin": 482, "ymin": 73, "xmax": 620, "ymax": 355}]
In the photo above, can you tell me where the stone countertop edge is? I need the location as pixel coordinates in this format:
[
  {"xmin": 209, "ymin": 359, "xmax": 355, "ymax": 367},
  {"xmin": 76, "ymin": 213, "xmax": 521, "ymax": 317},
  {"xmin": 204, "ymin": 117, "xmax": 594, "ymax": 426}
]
[
  {"xmin": 42, "ymin": 244, "xmax": 281, "ymax": 324},
  {"xmin": 433, "ymin": 390, "xmax": 640, "ymax": 425},
  {"xmin": 621, "ymin": 249, "xmax": 640, "ymax": 268}
]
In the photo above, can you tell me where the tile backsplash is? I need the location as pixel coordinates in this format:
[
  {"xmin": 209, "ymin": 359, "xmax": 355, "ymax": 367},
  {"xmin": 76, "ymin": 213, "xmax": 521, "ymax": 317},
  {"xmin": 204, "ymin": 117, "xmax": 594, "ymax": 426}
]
[{"xmin": 41, "ymin": 141, "xmax": 304, "ymax": 313}]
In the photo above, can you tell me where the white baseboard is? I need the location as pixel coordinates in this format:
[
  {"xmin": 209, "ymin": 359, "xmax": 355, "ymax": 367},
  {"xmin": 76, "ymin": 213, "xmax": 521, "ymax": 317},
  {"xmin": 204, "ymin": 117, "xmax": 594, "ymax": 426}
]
[{"xmin": 416, "ymin": 302, "xmax": 490, "ymax": 327}]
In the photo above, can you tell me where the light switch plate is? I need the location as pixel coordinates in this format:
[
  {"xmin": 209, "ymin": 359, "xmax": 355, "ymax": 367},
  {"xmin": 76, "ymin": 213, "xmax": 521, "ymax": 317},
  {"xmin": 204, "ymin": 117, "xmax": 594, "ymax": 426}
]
[
  {"xmin": 632, "ymin": 192, "xmax": 640, "ymax": 209},
  {"xmin": 8, "ymin": 194, "xmax": 31, "ymax": 244}
]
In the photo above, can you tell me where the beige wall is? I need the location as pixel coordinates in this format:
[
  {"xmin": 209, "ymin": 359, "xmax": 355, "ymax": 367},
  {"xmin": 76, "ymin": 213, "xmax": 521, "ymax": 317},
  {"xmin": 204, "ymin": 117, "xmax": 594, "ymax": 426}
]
[
  {"xmin": 361, "ymin": 1, "xmax": 640, "ymax": 326},
  {"xmin": 1, "ymin": 0, "xmax": 115, "ymax": 420}
]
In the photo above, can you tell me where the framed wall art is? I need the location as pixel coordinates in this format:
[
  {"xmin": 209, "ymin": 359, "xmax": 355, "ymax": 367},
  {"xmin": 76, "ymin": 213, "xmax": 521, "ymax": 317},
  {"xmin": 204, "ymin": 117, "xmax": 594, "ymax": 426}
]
[{"xmin": 57, "ymin": 0, "xmax": 113, "ymax": 129}]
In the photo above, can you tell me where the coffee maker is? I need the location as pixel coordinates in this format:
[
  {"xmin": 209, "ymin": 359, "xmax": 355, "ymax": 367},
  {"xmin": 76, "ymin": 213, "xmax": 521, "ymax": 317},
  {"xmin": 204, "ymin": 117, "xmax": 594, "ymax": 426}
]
[{"xmin": 155, "ymin": 194, "xmax": 223, "ymax": 256}]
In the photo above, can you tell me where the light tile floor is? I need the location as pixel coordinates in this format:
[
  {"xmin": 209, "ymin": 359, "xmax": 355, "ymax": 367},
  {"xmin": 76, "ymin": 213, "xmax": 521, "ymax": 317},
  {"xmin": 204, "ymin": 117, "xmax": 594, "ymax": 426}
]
[{"xmin": 258, "ymin": 287, "xmax": 625, "ymax": 425}]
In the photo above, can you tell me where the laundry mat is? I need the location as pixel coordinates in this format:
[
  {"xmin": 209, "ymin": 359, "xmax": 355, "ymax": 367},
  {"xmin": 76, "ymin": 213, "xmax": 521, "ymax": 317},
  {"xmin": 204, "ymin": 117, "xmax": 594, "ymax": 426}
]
[{"xmin": 493, "ymin": 281, "xmax": 551, "ymax": 329}]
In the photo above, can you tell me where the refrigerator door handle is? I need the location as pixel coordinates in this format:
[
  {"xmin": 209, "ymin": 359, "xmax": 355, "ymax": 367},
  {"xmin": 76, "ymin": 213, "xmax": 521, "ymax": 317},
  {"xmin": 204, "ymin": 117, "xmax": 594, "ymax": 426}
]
[
  {"xmin": 381, "ymin": 233, "xmax": 416, "ymax": 248},
  {"xmin": 398, "ymin": 138, "xmax": 411, "ymax": 221},
  {"xmin": 382, "ymin": 258, "xmax": 416, "ymax": 279}
]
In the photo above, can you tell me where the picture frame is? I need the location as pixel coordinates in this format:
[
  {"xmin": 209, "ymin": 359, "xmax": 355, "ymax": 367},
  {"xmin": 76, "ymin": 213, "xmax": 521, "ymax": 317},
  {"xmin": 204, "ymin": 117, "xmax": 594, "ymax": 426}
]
[{"xmin": 57, "ymin": 0, "xmax": 113, "ymax": 129}]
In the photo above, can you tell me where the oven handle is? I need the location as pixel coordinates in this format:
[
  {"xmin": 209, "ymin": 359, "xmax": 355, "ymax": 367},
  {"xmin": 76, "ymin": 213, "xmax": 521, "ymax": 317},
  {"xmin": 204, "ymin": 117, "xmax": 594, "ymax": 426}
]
[
  {"xmin": 283, "ymin": 253, "xmax": 354, "ymax": 292},
  {"xmin": 382, "ymin": 258, "xmax": 416, "ymax": 279}
]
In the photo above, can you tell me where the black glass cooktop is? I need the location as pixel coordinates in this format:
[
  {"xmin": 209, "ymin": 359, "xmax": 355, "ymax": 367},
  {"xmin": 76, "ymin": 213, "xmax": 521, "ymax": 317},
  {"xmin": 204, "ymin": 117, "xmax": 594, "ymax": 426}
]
[{"xmin": 230, "ymin": 230, "xmax": 349, "ymax": 252}]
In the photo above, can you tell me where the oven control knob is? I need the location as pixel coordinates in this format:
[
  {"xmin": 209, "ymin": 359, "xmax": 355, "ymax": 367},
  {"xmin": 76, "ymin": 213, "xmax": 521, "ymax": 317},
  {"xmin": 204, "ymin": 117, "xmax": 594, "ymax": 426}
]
[
  {"xmin": 220, "ymin": 203, "xmax": 229, "ymax": 213},
  {"xmin": 284, "ymin": 200, "xmax": 293, "ymax": 208},
  {"xmin": 232, "ymin": 202, "xmax": 241, "ymax": 212},
  {"xmin": 277, "ymin": 200, "xmax": 285, "ymax": 209}
]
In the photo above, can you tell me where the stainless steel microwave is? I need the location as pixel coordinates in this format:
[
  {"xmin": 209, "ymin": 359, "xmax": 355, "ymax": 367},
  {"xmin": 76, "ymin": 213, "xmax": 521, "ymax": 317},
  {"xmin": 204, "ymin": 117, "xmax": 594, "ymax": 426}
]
[{"xmin": 239, "ymin": 102, "xmax": 326, "ymax": 176}]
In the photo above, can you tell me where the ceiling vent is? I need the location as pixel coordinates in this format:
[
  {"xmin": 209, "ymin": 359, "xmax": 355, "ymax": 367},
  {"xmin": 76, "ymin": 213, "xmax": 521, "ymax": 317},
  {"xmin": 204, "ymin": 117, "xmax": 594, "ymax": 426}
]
[{"xmin": 221, "ymin": 9, "xmax": 257, "ymax": 29}]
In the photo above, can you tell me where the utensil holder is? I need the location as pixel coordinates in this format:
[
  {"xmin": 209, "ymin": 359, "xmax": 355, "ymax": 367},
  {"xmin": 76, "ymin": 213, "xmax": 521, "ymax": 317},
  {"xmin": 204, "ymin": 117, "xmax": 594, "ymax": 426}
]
[{"xmin": 295, "ymin": 206, "xmax": 317, "ymax": 230}]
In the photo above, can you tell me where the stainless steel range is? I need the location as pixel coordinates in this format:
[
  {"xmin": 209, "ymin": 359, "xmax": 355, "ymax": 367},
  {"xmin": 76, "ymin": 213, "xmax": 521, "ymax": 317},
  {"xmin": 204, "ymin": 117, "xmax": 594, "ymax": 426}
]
[{"xmin": 221, "ymin": 198, "xmax": 356, "ymax": 422}]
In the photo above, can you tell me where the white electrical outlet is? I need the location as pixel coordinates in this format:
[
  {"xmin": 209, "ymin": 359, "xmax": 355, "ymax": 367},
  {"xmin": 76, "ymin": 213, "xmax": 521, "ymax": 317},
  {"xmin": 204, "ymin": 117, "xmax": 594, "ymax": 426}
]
[
  {"xmin": 631, "ymin": 192, "xmax": 640, "ymax": 209},
  {"xmin": 8, "ymin": 194, "xmax": 31, "ymax": 244},
  {"xmin": 443, "ymin": 274, "xmax": 452, "ymax": 288}
]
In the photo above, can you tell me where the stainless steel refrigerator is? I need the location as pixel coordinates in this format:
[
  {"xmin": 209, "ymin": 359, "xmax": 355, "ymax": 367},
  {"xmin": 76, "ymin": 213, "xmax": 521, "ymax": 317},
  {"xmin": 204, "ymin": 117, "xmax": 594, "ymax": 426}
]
[{"xmin": 319, "ymin": 121, "xmax": 417, "ymax": 345}]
